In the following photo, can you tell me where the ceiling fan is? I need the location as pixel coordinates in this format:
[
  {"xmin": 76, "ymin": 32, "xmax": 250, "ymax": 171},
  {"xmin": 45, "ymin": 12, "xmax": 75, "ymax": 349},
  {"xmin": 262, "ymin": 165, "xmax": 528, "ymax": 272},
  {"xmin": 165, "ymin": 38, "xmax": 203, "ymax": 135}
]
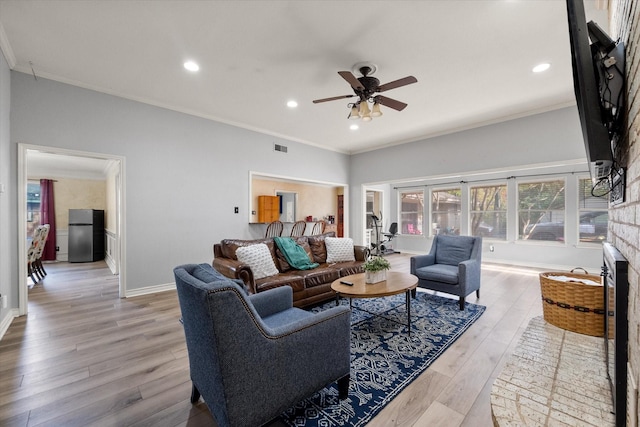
[{"xmin": 313, "ymin": 63, "xmax": 417, "ymax": 120}]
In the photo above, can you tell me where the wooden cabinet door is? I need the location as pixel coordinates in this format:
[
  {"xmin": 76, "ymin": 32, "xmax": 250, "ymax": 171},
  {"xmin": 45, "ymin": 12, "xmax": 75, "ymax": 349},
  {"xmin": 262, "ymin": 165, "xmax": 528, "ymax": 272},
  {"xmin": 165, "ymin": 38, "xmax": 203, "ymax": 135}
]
[{"xmin": 258, "ymin": 196, "xmax": 279, "ymax": 223}]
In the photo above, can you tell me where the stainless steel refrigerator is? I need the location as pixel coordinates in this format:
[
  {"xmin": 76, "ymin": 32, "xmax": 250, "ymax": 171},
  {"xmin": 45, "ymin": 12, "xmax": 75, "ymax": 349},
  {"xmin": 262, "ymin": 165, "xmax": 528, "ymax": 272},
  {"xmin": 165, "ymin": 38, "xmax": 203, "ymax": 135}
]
[{"xmin": 68, "ymin": 209, "xmax": 105, "ymax": 263}]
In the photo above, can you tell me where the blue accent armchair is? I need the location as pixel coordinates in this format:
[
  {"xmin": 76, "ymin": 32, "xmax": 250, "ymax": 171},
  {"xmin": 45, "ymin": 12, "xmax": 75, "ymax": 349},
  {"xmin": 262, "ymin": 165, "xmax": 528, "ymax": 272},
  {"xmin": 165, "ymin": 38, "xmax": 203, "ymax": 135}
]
[
  {"xmin": 410, "ymin": 235, "xmax": 482, "ymax": 310},
  {"xmin": 173, "ymin": 263, "xmax": 351, "ymax": 427}
]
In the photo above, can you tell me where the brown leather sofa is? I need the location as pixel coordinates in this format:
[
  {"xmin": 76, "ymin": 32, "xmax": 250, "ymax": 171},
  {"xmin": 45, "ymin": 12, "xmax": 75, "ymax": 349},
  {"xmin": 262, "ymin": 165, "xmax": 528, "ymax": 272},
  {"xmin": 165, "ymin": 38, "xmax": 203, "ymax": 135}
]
[{"xmin": 213, "ymin": 232, "xmax": 369, "ymax": 307}]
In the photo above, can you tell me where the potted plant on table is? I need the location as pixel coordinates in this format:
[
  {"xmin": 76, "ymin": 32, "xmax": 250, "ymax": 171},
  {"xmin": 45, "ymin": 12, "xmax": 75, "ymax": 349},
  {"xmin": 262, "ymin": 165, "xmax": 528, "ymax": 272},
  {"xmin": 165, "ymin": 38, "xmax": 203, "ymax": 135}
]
[{"xmin": 363, "ymin": 256, "xmax": 391, "ymax": 284}]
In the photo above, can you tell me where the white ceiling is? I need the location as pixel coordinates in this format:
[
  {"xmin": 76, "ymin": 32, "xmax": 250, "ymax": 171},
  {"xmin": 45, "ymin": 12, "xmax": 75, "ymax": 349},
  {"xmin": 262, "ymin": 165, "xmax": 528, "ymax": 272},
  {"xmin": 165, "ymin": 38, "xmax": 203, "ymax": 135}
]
[{"xmin": 0, "ymin": 1, "xmax": 608, "ymax": 155}]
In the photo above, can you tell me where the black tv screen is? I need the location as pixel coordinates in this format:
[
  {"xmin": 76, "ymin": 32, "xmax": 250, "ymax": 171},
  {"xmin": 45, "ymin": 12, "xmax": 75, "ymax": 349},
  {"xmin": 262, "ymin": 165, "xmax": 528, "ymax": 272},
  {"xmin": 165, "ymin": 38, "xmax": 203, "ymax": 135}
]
[{"xmin": 566, "ymin": 0, "xmax": 614, "ymax": 180}]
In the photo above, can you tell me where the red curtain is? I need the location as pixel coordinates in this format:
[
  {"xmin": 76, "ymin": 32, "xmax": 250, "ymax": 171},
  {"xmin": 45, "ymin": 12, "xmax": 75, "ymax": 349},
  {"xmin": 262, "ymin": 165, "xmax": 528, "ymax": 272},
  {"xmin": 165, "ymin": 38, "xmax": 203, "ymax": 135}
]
[{"xmin": 40, "ymin": 179, "xmax": 57, "ymax": 261}]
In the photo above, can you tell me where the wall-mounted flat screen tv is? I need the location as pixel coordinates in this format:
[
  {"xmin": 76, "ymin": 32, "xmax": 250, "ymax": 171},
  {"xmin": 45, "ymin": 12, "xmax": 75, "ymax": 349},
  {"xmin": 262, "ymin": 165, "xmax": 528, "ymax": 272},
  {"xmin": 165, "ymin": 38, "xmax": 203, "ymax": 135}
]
[{"xmin": 566, "ymin": 0, "xmax": 625, "ymax": 182}]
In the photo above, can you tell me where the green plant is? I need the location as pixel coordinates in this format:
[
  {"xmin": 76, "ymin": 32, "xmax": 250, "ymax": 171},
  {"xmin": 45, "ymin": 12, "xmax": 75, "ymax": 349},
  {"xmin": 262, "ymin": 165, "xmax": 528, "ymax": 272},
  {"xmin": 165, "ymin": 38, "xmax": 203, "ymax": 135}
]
[{"xmin": 363, "ymin": 256, "xmax": 391, "ymax": 272}]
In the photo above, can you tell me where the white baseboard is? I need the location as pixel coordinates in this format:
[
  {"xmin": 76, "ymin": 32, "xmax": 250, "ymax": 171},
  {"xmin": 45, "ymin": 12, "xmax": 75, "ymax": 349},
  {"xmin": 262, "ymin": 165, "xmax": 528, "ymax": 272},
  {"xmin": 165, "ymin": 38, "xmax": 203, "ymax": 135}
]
[
  {"xmin": 125, "ymin": 282, "xmax": 176, "ymax": 298},
  {"xmin": 0, "ymin": 309, "xmax": 19, "ymax": 342}
]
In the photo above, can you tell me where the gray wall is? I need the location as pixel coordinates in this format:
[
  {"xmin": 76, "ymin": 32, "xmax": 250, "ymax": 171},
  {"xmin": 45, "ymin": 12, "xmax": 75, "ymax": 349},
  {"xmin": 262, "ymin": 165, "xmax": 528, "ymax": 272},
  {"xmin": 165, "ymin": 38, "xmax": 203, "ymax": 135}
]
[
  {"xmin": 0, "ymin": 47, "xmax": 16, "ymax": 321},
  {"xmin": 350, "ymin": 107, "xmax": 604, "ymax": 269},
  {"xmin": 10, "ymin": 72, "xmax": 350, "ymax": 293}
]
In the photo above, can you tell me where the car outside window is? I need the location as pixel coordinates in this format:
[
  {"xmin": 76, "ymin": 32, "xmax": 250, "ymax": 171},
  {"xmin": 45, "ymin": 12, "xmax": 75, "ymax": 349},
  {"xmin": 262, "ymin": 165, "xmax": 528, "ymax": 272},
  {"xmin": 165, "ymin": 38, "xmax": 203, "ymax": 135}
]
[
  {"xmin": 519, "ymin": 179, "xmax": 566, "ymax": 241},
  {"xmin": 578, "ymin": 177, "xmax": 608, "ymax": 243}
]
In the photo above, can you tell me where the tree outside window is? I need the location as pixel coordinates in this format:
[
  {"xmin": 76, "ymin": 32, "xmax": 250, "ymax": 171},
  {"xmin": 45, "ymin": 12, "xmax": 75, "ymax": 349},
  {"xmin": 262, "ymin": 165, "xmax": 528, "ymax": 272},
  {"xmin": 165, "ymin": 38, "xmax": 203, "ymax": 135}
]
[
  {"xmin": 470, "ymin": 184, "xmax": 507, "ymax": 239},
  {"xmin": 578, "ymin": 177, "xmax": 608, "ymax": 243},
  {"xmin": 400, "ymin": 191, "xmax": 424, "ymax": 235},
  {"xmin": 519, "ymin": 180, "xmax": 566, "ymax": 241},
  {"xmin": 431, "ymin": 188, "xmax": 461, "ymax": 235}
]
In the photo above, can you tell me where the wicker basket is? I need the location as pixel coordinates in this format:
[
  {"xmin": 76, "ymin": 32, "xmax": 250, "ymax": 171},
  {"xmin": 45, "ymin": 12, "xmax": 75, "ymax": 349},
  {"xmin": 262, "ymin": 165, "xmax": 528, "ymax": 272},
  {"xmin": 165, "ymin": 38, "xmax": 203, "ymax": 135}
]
[{"xmin": 539, "ymin": 268, "xmax": 605, "ymax": 337}]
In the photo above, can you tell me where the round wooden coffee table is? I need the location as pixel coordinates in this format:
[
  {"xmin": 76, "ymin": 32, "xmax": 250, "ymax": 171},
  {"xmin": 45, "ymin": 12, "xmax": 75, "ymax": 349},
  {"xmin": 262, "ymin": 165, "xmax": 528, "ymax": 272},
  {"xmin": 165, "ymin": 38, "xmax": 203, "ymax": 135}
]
[{"xmin": 331, "ymin": 271, "xmax": 418, "ymax": 335}]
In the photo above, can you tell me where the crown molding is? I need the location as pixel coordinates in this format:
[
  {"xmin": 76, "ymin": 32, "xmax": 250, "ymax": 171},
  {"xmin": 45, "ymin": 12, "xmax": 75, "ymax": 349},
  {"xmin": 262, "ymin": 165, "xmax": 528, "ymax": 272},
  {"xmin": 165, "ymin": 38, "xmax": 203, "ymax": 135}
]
[{"xmin": 0, "ymin": 21, "xmax": 16, "ymax": 68}]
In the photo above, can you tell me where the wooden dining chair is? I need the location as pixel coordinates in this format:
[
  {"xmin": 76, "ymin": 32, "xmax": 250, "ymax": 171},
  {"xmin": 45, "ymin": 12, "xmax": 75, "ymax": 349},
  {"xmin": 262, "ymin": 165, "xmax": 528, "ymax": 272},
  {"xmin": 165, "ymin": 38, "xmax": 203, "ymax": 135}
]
[
  {"xmin": 290, "ymin": 220, "xmax": 306, "ymax": 237},
  {"xmin": 265, "ymin": 220, "xmax": 284, "ymax": 238},
  {"xmin": 311, "ymin": 220, "xmax": 326, "ymax": 235}
]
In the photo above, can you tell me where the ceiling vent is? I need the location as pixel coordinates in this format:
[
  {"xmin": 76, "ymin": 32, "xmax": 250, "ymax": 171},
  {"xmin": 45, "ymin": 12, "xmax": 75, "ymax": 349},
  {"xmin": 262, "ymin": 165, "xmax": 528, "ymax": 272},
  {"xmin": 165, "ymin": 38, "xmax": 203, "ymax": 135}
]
[{"xmin": 274, "ymin": 143, "xmax": 288, "ymax": 153}]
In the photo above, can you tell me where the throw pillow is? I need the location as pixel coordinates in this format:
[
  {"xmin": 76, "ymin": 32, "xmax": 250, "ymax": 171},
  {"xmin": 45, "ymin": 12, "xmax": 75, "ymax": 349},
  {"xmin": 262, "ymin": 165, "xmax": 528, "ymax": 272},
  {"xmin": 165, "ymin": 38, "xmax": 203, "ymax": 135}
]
[
  {"xmin": 236, "ymin": 243, "xmax": 279, "ymax": 280},
  {"xmin": 325, "ymin": 237, "xmax": 355, "ymax": 263}
]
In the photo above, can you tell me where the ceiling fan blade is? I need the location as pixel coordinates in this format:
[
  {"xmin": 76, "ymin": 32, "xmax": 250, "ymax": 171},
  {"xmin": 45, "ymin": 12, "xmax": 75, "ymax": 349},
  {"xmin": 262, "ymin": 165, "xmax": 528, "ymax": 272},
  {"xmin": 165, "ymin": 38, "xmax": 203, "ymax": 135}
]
[
  {"xmin": 338, "ymin": 71, "xmax": 365, "ymax": 91},
  {"xmin": 375, "ymin": 95, "xmax": 408, "ymax": 111},
  {"xmin": 312, "ymin": 94, "xmax": 356, "ymax": 104},
  {"xmin": 376, "ymin": 76, "xmax": 418, "ymax": 92}
]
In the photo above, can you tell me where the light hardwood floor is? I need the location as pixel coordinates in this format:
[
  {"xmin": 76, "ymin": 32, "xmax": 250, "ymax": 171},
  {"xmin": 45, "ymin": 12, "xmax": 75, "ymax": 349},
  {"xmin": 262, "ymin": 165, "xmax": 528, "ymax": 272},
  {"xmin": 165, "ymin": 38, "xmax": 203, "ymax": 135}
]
[{"xmin": 0, "ymin": 256, "xmax": 544, "ymax": 426}]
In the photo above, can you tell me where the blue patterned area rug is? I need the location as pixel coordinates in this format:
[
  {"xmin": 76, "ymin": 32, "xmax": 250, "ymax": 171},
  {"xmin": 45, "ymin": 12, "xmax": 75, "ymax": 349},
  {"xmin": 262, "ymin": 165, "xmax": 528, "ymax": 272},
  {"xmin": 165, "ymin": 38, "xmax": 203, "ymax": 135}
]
[{"xmin": 278, "ymin": 291, "xmax": 486, "ymax": 427}]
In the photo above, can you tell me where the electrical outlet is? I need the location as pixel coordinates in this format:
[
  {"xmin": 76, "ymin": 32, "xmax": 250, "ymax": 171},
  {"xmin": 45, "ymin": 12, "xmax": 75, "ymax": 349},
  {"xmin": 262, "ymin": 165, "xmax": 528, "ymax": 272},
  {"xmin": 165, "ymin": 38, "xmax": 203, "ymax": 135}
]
[{"xmin": 489, "ymin": 244, "xmax": 495, "ymax": 252}]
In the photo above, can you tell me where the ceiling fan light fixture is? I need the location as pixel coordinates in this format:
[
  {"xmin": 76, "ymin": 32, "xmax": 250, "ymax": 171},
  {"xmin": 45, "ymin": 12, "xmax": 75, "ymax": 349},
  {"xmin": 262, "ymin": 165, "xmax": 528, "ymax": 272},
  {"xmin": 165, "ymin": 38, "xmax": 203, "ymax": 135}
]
[
  {"xmin": 348, "ymin": 104, "xmax": 360, "ymax": 119},
  {"xmin": 371, "ymin": 102, "xmax": 383, "ymax": 117},
  {"xmin": 359, "ymin": 101, "xmax": 371, "ymax": 119}
]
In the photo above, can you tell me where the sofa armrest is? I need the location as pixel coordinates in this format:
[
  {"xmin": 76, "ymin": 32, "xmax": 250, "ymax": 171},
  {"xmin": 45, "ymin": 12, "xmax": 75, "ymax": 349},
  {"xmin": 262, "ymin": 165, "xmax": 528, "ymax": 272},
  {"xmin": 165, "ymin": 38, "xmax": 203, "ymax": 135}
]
[
  {"xmin": 353, "ymin": 245, "xmax": 369, "ymax": 261},
  {"xmin": 212, "ymin": 256, "xmax": 241, "ymax": 279},
  {"xmin": 235, "ymin": 265, "xmax": 257, "ymax": 294},
  {"xmin": 249, "ymin": 286, "xmax": 293, "ymax": 318},
  {"xmin": 410, "ymin": 254, "xmax": 436, "ymax": 273}
]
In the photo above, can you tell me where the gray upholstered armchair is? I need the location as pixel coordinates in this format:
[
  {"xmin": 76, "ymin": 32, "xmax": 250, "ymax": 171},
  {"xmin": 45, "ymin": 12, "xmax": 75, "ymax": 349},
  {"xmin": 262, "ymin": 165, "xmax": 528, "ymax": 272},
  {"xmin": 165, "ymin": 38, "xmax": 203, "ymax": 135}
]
[
  {"xmin": 173, "ymin": 263, "xmax": 351, "ymax": 427},
  {"xmin": 410, "ymin": 235, "xmax": 482, "ymax": 310}
]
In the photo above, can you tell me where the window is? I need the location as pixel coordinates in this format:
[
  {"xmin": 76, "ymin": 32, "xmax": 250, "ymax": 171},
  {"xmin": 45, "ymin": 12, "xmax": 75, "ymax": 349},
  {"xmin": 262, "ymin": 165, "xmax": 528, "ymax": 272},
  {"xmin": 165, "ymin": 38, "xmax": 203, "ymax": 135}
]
[
  {"xmin": 470, "ymin": 184, "xmax": 507, "ymax": 239},
  {"xmin": 431, "ymin": 188, "xmax": 460, "ymax": 235},
  {"xmin": 519, "ymin": 179, "xmax": 566, "ymax": 241},
  {"xmin": 578, "ymin": 177, "xmax": 608, "ymax": 243},
  {"xmin": 400, "ymin": 190, "xmax": 424, "ymax": 235},
  {"xmin": 27, "ymin": 181, "xmax": 42, "ymax": 238}
]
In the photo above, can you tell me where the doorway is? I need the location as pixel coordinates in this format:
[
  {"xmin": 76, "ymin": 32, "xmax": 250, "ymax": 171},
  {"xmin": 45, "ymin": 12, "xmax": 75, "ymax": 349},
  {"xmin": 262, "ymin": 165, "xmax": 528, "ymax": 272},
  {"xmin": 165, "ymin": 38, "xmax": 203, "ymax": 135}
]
[
  {"xmin": 18, "ymin": 144, "xmax": 126, "ymax": 316},
  {"xmin": 364, "ymin": 189, "xmax": 383, "ymax": 254},
  {"xmin": 276, "ymin": 191, "xmax": 297, "ymax": 223}
]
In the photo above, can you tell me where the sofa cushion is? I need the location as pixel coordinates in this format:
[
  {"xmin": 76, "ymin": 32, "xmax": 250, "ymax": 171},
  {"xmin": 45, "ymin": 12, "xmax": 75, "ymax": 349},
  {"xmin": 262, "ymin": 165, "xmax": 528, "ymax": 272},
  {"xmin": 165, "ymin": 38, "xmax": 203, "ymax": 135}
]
[
  {"xmin": 255, "ymin": 272, "xmax": 305, "ymax": 293},
  {"xmin": 293, "ymin": 236, "xmax": 314, "ymax": 261},
  {"xmin": 334, "ymin": 261, "xmax": 365, "ymax": 277},
  {"xmin": 414, "ymin": 264, "xmax": 459, "ymax": 285},
  {"xmin": 325, "ymin": 237, "xmax": 355, "ymax": 263},
  {"xmin": 275, "ymin": 248, "xmax": 292, "ymax": 272},
  {"xmin": 293, "ymin": 266, "xmax": 340, "ymax": 289},
  {"xmin": 435, "ymin": 235, "xmax": 475, "ymax": 266},
  {"xmin": 220, "ymin": 238, "xmax": 276, "ymax": 262},
  {"xmin": 236, "ymin": 244, "xmax": 279, "ymax": 280},
  {"xmin": 307, "ymin": 232, "xmax": 336, "ymax": 263}
]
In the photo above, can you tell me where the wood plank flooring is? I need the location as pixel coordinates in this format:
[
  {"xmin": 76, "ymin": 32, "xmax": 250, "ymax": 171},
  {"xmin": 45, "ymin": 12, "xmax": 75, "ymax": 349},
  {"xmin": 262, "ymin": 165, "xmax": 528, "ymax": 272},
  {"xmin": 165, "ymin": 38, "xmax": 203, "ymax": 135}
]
[{"xmin": 0, "ymin": 256, "xmax": 544, "ymax": 426}]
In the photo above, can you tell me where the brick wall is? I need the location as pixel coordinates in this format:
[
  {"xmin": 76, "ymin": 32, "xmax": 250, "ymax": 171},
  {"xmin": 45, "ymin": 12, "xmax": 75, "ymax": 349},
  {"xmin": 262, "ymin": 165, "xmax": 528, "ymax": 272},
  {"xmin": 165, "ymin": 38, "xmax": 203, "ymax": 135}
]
[{"xmin": 610, "ymin": 0, "xmax": 640, "ymax": 423}]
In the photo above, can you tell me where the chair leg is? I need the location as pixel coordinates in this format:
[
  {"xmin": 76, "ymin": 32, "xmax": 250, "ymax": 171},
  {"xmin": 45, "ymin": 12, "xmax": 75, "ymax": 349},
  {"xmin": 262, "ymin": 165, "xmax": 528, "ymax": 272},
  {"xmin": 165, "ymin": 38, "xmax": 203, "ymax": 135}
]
[
  {"xmin": 337, "ymin": 374, "xmax": 350, "ymax": 400},
  {"xmin": 190, "ymin": 383, "xmax": 201, "ymax": 404},
  {"xmin": 37, "ymin": 259, "xmax": 47, "ymax": 277},
  {"xmin": 459, "ymin": 297, "xmax": 465, "ymax": 311},
  {"xmin": 411, "ymin": 288, "xmax": 417, "ymax": 299}
]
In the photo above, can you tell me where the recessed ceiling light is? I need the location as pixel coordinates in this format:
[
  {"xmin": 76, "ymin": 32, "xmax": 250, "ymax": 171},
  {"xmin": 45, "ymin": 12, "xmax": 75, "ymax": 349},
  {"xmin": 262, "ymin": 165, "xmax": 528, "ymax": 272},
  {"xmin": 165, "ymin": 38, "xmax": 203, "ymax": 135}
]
[
  {"xmin": 184, "ymin": 61, "xmax": 199, "ymax": 72},
  {"xmin": 350, "ymin": 124, "xmax": 359, "ymax": 130},
  {"xmin": 532, "ymin": 63, "xmax": 550, "ymax": 73},
  {"xmin": 287, "ymin": 100, "xmax": 298, "ymax": 108}
]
